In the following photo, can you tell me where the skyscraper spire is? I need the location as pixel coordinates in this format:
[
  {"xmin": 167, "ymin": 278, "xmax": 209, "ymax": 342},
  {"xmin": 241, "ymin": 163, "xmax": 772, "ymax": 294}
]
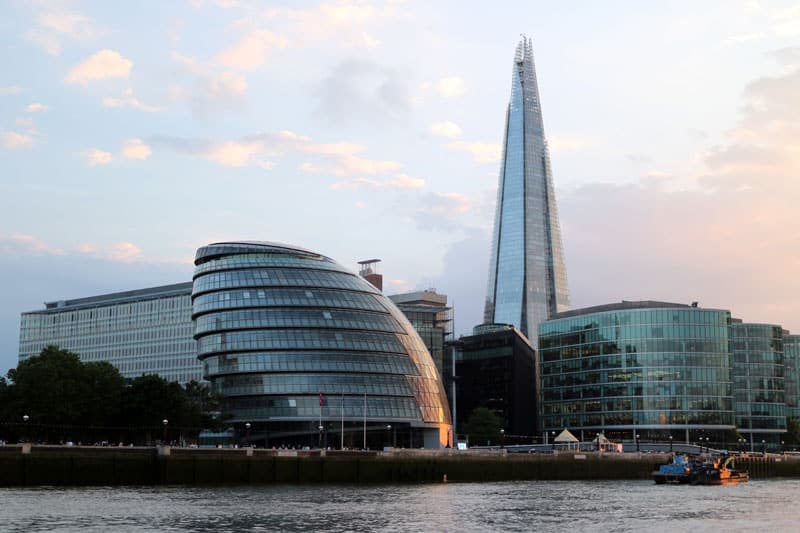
[{"xmin": 484, "ymin": 37, "xmax": 570, "ymax": 347}]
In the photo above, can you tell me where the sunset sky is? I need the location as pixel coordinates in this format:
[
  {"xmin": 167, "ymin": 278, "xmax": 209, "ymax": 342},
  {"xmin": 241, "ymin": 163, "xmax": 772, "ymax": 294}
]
[{"xmin": 1, "ymin": 0, "xmax": 799, "ymax": 373}]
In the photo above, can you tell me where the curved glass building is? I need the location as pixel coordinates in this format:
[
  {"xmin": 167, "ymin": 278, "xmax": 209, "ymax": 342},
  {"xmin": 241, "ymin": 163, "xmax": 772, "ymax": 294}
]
[
  {"xmin": 192, "ymin": 241, "xmax": 451, "ymax": 449},
  {"xmin": 539, "ymin": 301, "xmax": 735, "ymax": 444}
]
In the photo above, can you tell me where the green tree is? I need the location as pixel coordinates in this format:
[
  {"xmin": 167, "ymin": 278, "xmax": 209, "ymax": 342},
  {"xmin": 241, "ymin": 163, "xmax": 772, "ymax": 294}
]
[
  {"xmin": 6, "ymin": 345, "xmax": 103, "ymax": 442},
  {"xmin": 786, "ymin": 417, "xmax": 800, "ymax": 446},
  {"xmin": 463, "ymin": 407, "xmax": 503, "ymax": 446}
]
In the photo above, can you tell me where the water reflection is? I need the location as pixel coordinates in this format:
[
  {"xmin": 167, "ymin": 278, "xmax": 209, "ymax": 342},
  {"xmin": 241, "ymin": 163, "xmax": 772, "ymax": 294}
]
[{"xmin": 2, "ymin": 480, "xmax": 799, "ymax": 532}]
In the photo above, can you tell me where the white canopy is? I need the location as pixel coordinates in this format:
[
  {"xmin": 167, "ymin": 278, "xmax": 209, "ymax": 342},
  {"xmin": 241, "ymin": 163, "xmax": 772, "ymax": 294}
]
[
  {"xmin": 592, "ymin": 433, "xmax": 611, "ymax": 444},
  {"xmin": 554, "ymin": 429, "xmax": 579, "ymax": 443}
]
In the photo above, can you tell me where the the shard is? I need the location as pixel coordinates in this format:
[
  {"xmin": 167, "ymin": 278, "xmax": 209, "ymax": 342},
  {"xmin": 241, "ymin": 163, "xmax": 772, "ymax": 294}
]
[{"xmin": 484, "ymin": 37, "xmax": 570, "ymax": 347}]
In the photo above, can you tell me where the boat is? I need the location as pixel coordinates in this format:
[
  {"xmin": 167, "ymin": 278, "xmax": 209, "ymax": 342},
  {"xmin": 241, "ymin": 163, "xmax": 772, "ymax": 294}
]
[
  {"xmin": 652, "ymin": 454, "xmax": 692, "ymax": 484},
  {"xmin": 689, "ymin": 456, "xmax": 749, "ymax": 485}
]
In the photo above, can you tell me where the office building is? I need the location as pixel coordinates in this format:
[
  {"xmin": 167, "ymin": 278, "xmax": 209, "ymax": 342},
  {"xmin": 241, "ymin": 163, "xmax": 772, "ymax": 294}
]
[
  {"xmin": 18, "ymin": 283, "xmax": 200, "ymax": 384},
  {"xmin": 538, "ymin": 301, "xmax": 735, "ymax": 444},
  {"xmin": 388, "ymin": 289, "xmax": 453, "ymax": 378},
  {"xmin": 192, "ymin": 241, "xmax": 452, "ymax": 448},
  {"xmin": 731, "ymin": 321, "xmax": 786, "ymax": 449},
  {"xmin": 784, "ymin": 332, "xmax": 800, "ymax": 420},
  {"xmin": 451, "ymin": 324, "xmax": 537, "ymax": 439},
  {"xmin": 484, "ymin": 36, "xmax": 570, "ymax": 348}
]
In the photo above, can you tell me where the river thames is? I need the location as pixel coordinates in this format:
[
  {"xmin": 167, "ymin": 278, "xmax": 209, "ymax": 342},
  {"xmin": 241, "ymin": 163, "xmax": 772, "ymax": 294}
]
[{"xmin": 3, "ymin": 479, "xmax": 799, "ymax": 532}]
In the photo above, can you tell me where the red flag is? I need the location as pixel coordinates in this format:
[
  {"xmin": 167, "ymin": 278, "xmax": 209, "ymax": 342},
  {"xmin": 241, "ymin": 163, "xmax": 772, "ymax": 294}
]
[{"xmin": 319, "ymin": 391, "xmax": 324, "ymax": 406}]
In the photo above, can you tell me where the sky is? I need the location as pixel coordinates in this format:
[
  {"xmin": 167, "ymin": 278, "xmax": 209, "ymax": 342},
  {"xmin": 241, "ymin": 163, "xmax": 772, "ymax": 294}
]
[{"xmin": 1, "ymin": 0, "xmax": 799, "ymax": 374}]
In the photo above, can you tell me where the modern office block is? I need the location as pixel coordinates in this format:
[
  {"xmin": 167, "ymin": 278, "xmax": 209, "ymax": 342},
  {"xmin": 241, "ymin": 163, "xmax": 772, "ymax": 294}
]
[
  {"xmin": 388, "ymin": 289, "xmax": 453, "ymax": 378},
  {"xmin": 192, "ymin": 241, "xmax": 452, "ymax": 449},
  {"xmin": 484, "ymin": 36, "xmax": 570, "ymax": 348},
  {"xmin": 451, "ymin": 324, "xmax": 537, "ymax": 439},
  {"xmin": 731, "ymin": 321, "xmax": 786, "ymax": 448},
  {"xmin": 784, "ymin": 332, "xmax": 800, "ymax": 420},
  {"xmin": 18, "ymin": 283, "xmax": 200, "ymax": 384},
  {"xmin": 539, "ymin": 301, "xmax": 735, "ymax": 444}
]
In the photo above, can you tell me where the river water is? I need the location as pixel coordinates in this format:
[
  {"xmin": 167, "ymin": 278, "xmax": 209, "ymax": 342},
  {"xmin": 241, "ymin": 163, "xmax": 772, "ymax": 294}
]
[{"xmin": 2, "ymin": 479, "xmax": 799, "ymax": 532}]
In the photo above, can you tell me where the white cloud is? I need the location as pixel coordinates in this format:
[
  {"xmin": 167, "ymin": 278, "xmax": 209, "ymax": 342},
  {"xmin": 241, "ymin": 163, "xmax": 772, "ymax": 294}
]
[
  {"xmin": 5, "ymin": 233, "xmax": 64, "ymax": 255},
  {"xmin": 27, "ymin": 11, "xmax": 102, "ymax": 56},
  {"xmin": 208, "ymin": 71, "xmax": 248, "ymax": 98},
  {"xmin": 300, "ymin": 162, "xmax": 324, "ymax": 173},
  {"xmin": 39, "ymin": 13, "xmax": 98, "ymax": 39},
  {"xmin": 27, "ymin": 29, "xmax": 62, "ymax": 56},
  {"xmin": 547, "ymin": 135, "xmax": 589, "ymax": 153},
  {"xmin": 122, "ymin": 138, "xmax": 152, "ymax": 160},
  {"xmin": 103, "ymin": 88, "xmax": 161, "ymax": 112},
  {"xmin": 332, "ymin": 155, "xmax": 403, "ymax": 176},
  {"xmin": 1, "ymin": 131, "xmax": 35, "ymax": 150},
  {"xmin": 438, "ymin": 76, "xmax": 465, "ymax": 98},
  {"xmin": 355, "ymin": 201, "xmax": 367, "ymax": 209},
  {"xmin": 430, "ymin": 121, "xmax": 462, "ymax": 138},
  {"xmin": 25, "ymin": 103, "xmax": 48, "ymax": 113},
  {"xmin": 205, "ymin": 140, "xmax": 266, "ymax": 166},
  {"xmin": 105, "ymin": 242, "xmax": 141, "ymax": 262},
  {"xmin": 444, "ymin": 141, "xmax": 502, "ymax": 163},
  {"xmin": 213, "ymin": 31, "xmax": 287, "ymax": 70},
  {"xmin": 85, "ymin": 148, "xmax": 112, "ymax": 166},
  {"xmin": 331, "ymin": 173, "xmax": 424, "ymax": 190},
  {"xmin": 0, "ymin": 86, "xmax": 23, "ymax": 95},
  {"xmin": 65, "ymin": 50, "xmax": 133, "ymax": 85}
]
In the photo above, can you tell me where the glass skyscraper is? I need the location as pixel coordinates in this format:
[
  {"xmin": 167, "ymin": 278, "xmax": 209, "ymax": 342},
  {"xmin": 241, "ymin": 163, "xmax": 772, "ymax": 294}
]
[{"xmin": 484, "ymin": 37, "xmax": 570, "ymax": 347}]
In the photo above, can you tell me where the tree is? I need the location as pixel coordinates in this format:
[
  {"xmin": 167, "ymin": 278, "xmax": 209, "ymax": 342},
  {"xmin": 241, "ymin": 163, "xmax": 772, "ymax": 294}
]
[
  {"xmin": 786, "ymin": 417, "xmax": 800, "ymax": 446},
  {"xmin": 463, "ymin": 407, "xmax": 503, "ymax": 446}
]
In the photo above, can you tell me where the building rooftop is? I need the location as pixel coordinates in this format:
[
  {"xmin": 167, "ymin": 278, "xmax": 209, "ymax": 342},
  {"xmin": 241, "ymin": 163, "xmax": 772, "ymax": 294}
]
[
  {"xmin": 24, "ymin": 282, "xmax": 193, "ymax": 314},
  {"xmin": 550, "ymin": 300, "xmax": 704, "ymax": 319}
]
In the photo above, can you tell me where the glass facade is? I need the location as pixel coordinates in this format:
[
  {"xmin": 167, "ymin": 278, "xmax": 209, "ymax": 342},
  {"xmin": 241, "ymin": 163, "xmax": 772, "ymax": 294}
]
[
  {"xmin": 18, "ymin": 283, "xmax": 201, "ymax": 384},
  {"xmin": 388, "ymin": 290, "xmax": 453, "ymax": 379},
  {"xmin": 484, "ymin": 37, "xmax": 570, "ymax": 348},
  {"xmin": 731, "ymin": 322, "xmax": 786, "ymax": 448},
  {"xmin": 538, "ymin": 302, "xmax": 735, "ymax": 443},
  {"xmin": 784, "ymin": 333, "xmax": 800, "ymax": 420},
  {"xmin": 193, "ymin": 241, "xmax": 451, "ymax": 448}
]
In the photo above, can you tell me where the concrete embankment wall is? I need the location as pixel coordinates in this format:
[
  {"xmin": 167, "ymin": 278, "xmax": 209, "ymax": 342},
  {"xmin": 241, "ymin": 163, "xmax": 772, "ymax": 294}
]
[{"xmin": 0, "ymin": 446, "xmax": 796, "ymax": 487}]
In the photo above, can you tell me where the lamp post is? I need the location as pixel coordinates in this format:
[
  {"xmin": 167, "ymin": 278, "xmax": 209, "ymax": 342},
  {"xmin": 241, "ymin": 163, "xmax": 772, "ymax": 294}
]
[
  {"xmin": 318, "ymin": 424, "xmax": 324, "ymax": 449},
  {"xmin": 500, "ymin": 428, "xmax": 505, "ymax": 449},
  {"xmin": 738, "ymin": 437, "xmax": 744, "ymax": 453},
  {"xmin": 762, "ymin": 439, "xmax": 766, "ymax": 456},
  {"xmin": 385, "ymin": 424, "xmax": 392, "ymax": 449},
  {"xmin": 706, "ymin": 437, "xmax": 710, "ymax": 453},
  {"xmin": 636, "ymin": 433, "xmax": 640, "ymax": 453},
  {"xmin": 22, "ymin": 415, "xmax": 29, "ymax": 443},
  {"xmin": 551, "ymin": 431, "xmax": 555, "ymax": 452},
  {"xmin": 669, "ymin": 435, "xmax": 673, "ymax": 453},
  {"xmin": 245, "ymin": 422, "xmax": 251, "ymax": 447},
  {"xmin": 162, "ymin": 419, "xmax": 168, "ymax": 445}
]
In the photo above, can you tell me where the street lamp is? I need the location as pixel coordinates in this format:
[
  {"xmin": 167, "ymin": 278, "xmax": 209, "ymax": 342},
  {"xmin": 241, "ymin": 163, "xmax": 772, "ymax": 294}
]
[
  {"xmin": 636, "ymin": 433, "xmax": 640, "ymax": 453},
  {"xmin": 318, "ymin": 424, "xmax": 324, "ymax": 449},
  {"xmin": 762, "ymin": 439, "xmax": 766, "ymax": 456},
  {"xmin": 245, "ymin": 422, "xmax": 251, "ymax": 447},
  {"xmin": 669, "ymin": 435, "xmax": 673, "ymax": 453},
  {"xmin": 22, "ymin": 415, "xmax": 29, "ymax": 443},
  {"xmin": 706, "ymin": 437, "xmax": 710, "ymax": 453},
  {"xmin": 551, "ymin": 431, "xmax": 555, "ymax": 452},
  {"xmin": 500, "ymin": 428, "xmax": 505, "ymax": 449},
  {"xmin": 386, "ymin": 424, "xmax": 392, "ymax": 448},
  {"xmin": 162, "ymin": 419, "xmax": 168, "ymax": 444}
]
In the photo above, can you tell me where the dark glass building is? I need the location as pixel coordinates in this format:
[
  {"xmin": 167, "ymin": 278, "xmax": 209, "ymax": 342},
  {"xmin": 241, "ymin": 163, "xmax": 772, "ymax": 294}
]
[
  {"xmin": 484, "ymin": 36, "xmax": 570, "ymax": 348},
  {"xmin": 451, "ymin": 324, "xmax": 537, "ymax": 440},
  {"xmin": 539, "ymin": 301, "xmax": 735, "ymax": 444},
  {"xmin": 192, "ymin": 241, "xmax": 452, "ymax": 449},
  {"xmin": 731, "ymin": 321, "xmax": 786, "ymax": 450}
]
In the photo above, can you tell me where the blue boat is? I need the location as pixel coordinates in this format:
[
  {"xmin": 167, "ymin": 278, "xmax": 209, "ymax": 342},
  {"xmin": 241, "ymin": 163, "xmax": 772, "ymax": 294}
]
[{"xmin": 652, "ymin": 454, "xmax": 692, "ymax": 484}]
